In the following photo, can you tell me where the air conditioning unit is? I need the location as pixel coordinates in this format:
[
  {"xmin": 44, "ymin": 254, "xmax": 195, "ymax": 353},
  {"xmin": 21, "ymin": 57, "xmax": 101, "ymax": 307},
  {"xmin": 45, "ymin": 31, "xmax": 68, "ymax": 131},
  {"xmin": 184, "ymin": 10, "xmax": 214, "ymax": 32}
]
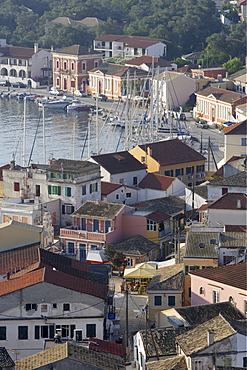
[
  {"xmin": 196, "ymin": 174, "xmax": 201, "ymax": 178},
  {"xmin": 201, "ymin": 173, "xmax": 205, "ymax": 177},
  {"xmin": 188, "ymin": 174, "xmax": 193, "ymax": 179},
  {"xmin": 73, "ymin": 329, "xmax": 83, "ymax": 342},
  {"xmin": 178, "ymin": 177, "xmax": 183, "ymax": 181}
]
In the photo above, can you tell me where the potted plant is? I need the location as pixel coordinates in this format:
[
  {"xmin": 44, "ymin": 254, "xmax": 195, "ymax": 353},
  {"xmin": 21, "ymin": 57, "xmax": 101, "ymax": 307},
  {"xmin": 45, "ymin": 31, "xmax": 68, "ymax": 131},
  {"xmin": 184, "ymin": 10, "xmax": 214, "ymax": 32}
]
[{"xmin": 139, "ymin": 285, "xmax": 145, "ymax": 295}]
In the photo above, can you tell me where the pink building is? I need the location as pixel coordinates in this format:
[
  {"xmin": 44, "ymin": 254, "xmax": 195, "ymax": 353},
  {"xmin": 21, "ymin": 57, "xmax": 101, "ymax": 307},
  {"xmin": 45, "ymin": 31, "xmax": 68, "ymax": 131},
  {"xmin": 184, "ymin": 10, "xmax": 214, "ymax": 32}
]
[{"xmin": 190, "ymin": 262, "xmax": 247, "ymax": 315}]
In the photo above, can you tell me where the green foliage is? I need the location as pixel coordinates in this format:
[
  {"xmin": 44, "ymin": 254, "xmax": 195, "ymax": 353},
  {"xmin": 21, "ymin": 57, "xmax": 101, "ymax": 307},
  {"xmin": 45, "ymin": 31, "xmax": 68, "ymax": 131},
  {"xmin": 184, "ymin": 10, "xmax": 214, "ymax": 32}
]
[
  {"xmin": 223, "ymin": 57, "xmax": 243, "ymax": 74},
  {"xmin": 171, "ymin": 58, "xmax": 191, "ymax": 68},
  {"xmin": 104, "ymin": 244, "xmax": 126, "ymax": 268}
]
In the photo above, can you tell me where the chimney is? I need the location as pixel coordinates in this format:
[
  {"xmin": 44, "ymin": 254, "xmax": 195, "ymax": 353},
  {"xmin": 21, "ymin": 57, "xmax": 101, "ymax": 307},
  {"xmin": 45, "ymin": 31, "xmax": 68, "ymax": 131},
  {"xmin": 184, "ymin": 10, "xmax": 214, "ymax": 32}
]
[
  {"xmin": 34, "ymin": 43, "xmax": 38, "ymax": 53},
  {"xmin": 10, "ymin": 159, "xmax": 15, "ymax": 170},
  {"xmin": 207, "ymin": 329, "xmax": 214, "ymax": 346},
  {"xmin": 6, "ymin": 272, "xmax": 10, "ymax": 280},
  {"xmin": 51, "ymin": 45, "xmax": 54, "ymax": 52},
  {"xmin": 237, "ymin": 199, "xmax": 241, "ymax": 209}
]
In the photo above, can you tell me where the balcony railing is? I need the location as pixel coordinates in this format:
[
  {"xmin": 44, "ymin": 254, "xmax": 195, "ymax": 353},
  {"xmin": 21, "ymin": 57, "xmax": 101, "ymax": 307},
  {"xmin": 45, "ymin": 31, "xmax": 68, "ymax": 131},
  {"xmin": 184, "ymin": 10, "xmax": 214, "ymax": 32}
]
[{"xmin": 60, "ymin": 227, "xmax": 106, "ymax": 241}]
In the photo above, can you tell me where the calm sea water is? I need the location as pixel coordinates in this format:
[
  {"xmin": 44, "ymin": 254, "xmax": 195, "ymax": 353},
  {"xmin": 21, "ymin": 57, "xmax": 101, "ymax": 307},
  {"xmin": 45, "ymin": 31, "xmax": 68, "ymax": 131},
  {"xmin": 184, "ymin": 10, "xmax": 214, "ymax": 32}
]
[{"xmin": 0, "ymin": 97, "xmax": 125, "ymax": 167}]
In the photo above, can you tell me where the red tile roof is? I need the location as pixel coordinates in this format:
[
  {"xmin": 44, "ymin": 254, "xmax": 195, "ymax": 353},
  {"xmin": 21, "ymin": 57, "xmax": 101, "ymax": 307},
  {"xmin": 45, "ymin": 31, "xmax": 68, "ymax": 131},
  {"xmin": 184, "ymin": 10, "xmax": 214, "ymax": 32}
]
[
  {"xmin": 195, "ymin": 87, "xmax": 247, "ymax": 104},
  {"xmin": 126, "ymin": 56, "xmax": 172, "ymax": 67},
  {"xmin": 0, "ymin": 267, "xmax": 107, "ymax": 299},
  {"xmin": 190, "ymin": 262, "xmax": 247, "ymax": 291},
  {"xmin": 89, "ymin": 338, "xmax": 124, "ymax": 357},
  {"xmin": 0, "ymin": 46, "xmax": 34, "ymax": 58},
  {"xmin": 101, "ymin": 181, "xmax": 137, "ymax": 195},
  {"xmin": 224, "ymin": 225, "xmax": 247, "ymax": 232},
  {"xmin": 146, "ymin": 211, "xmax": 170, "ymax": 222},
  {"xmin": 138, "ymin": 138, "xmax": 205, "ymax": 166},
  {"xmin": 223, "ymin": 119, "xmax": 247, "ymax": 135},
  {"xmin": 95, "ymin": 35, "xmax": 163, "ymax": 48},
  {"xmin": 138, "ymin": 173, "xmax": 176, "ymax": 191},
  {"xmin": 208, "ymin": 192, "xmax": 247, "ymax": 210},
  {"xmin": 197, "ymin": 203, "xmax": 210, "ymax": 211},
  {"xmin": 212, "ymin": 156, "xmax": 243, "ymax": 178}
]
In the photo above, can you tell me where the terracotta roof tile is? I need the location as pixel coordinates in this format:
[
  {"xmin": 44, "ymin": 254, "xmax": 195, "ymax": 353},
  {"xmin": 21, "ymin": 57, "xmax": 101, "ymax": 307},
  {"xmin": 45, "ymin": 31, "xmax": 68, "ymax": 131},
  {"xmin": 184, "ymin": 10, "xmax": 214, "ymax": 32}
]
[
  {"xmin": 208, "ymin": 192, "xmax": 247, "ymax": 210},
  {"xmin": 138, "ymin": 173, "xmax": 176, "ymax": 191},
  {"xmin": 0, "ymin": 267, "xmax": 107, "ymax": 300},
  {"xmin": 0, "ymin": 46, "xmax": 34, "ymax": 58},
  {"xmin": 126, "ymin": 56, "xmax": 172, "ymax": 67},
  {"xmin": 101, "ymin": 181, "xmax": 122, "ymax": 195},
  {"xmin": 190, "ymin": 262, "xmax": 247, "ymax": 291},
  {"xmin": 95, "ymin": 35, "xmax": 164, "ymax": 48},
  {"xmin": 223, "ymin": 119, "xmax": 247, "ymax": 135},
  {"xmin": 90, "ymin": 62, "xmax": 149, "ymax": 77},
  {"xmin": 138, "ymin": 138, "xmax": 205, "ymax": 166},
  {"xmin": 195, "ymin": 87, "xmax": 247, "ymax": 104},
  {"xmin": 54, "ymin": 44, "xmax": 101, "ymax": 55},
  {"xmin": 146, "ymin": 210, "xmax": 170, "ymax": 222},
  {"xmin": 89, "ymin": 337, "xmax": 124, "ymax": 357}
]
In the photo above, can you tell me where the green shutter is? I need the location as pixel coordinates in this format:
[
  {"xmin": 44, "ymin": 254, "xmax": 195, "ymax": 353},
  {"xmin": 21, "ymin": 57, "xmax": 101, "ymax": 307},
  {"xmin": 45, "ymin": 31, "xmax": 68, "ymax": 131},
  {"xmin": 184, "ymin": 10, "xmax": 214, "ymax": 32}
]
[
  {"xmin": 185, "ymin": 265, "xmax": 189, "ymax": 274},
  {"xmin": 35, "ymin": 326, "xmax": 39, "ymax": 339},
  {"xmin": 48, "ymin": 185, "xmax": 51, "ymax": 194},
  {"xmin": 57, "ymin": 186, "xmax": 61, "ymax": 195}
]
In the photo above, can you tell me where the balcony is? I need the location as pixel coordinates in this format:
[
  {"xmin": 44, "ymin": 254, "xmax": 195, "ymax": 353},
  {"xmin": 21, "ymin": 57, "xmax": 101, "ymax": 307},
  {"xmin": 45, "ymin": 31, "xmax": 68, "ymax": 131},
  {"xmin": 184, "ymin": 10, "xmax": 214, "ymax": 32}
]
[{"xmin": 60, "ymin": 226, "xmax": 106, "ymax": 242}]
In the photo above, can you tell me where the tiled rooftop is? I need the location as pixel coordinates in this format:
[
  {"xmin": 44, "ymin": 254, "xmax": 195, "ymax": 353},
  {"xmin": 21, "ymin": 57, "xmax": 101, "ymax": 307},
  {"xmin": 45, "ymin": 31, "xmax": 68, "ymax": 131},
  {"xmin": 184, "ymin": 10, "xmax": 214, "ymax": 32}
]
[
  {"xmin": 72, "ymin": 200, "xmax": 125, "ymax": 219},
  {"xmin": 208, "ymin": 192, "xmax": 247, "ymax": 210},
  {"xmin": 147, "ymin": 263, "xmax": 184, "ymax": 291},
  {"xmin": 0, "ymin": 267, "xmax": 107, "ymax": 300},
  {"xmin": 90, "ymin": 62, "xmax": 149, "ymax": 77},
  {"xmin": 138, "ymin": 138, "xmax": 205, "ymax": 166},
  {"xmin": 47, "ymin": 158, "xmax": 99, "ymax": 175},
  {"xmin": 223, "ymin": 119, "xmax": 247, "ymax": 135},
  {"xmin": 175, "ymin": 301, "xmax": 245, "ymax": 325},
  {"xmin": 0, "ymin": 347, "xmax": 15, "ymax": 367},
  {"xmin": 15, "ymin": 341, "xmax": 125, "ymax": 370},
  {"xmin": 92, "ymin": 150, "xmax": 146, "ymax": 174},
  {"xmin": 176, "ymin": 314, "xmax": 246, "ymax": 355},
  {"xmin": 115, "ymin": 234, "xmax": 159, "ymax": 256},
  {"xmin": 89, "ymin": 337, "xmax": 124, "ymax": 358},
  {"xmin": 131, "ymin": 196, "xmax": 185, "ymax": 216},
  {"xmin": 138, "ymin": 173, "xmax": 176, "ymax": 191},
  {"xmin": 184, "ymin": 231, "xmax": 219, "ymax": 259},
  {"xmin": 146, "ymin": 355, "xmax": 187, "ymax": 370},
  {"xmin": 189, "ymin": 262, "xmax": 247, "ymax": 291},
  {"xmin": 209, "ymin": 170, "xmax": 247, "ymax": 187},
  {"xmin": 196, "ymin": 87, "xmax": 247, "ymax": 104}
]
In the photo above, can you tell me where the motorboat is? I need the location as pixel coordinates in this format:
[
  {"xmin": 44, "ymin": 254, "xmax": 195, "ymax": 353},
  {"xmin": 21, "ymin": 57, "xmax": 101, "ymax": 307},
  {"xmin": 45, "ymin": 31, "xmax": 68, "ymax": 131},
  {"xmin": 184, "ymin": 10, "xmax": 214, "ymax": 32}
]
[
  {"xmin": 66, "ymin": 99, "xmax": 91, "ymax": 111},
  {"xmin": 38, "ymin": 96, "xmax": 72, "ymax": 109}
]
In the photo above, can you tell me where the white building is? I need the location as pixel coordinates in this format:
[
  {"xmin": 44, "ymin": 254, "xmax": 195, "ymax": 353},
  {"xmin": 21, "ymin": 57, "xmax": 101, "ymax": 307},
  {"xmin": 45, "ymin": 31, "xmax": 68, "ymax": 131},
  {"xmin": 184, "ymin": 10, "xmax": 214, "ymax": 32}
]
[
  {"xmin": 0, "ymin": 261, "xmax": 107, "ymax": 361},
  {"xmin": 207, "ymin": 171, "xmax": 247, "ymax": 202},
  {"xmin": 94, "ymin": 35, "xmax": 167, "ymax": 59},
  {"xmin": 0, "ymin": 43, "xmax": 52, "ymax": 88}
]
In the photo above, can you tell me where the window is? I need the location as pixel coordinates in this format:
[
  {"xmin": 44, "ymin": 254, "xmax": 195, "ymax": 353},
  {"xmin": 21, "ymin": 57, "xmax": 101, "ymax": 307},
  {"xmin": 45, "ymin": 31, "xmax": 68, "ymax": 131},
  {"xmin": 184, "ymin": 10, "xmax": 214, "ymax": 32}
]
[
  {"xmin": 67, "ymin": 242, "xmax": 75, "ymax": 254},
  {"xmin": 82, "ymin": 185, "xmax": 86, "ymax": 195},
  {"xmin": 86, "ymin": 323, "xmax": 96, "ymax": 337},
  {"xmin": 147, "ymin": 219, "xmax": 156, "ymax": 231},
  {"xmin": 241, "ymin": 138, "xmax": 247, "ymax": 146},
  {"xmin": 56, "ymin": 60, "xmax": 59, "ymax": 69},
  {"xmin": 222, "ymin": 187, "xmax": 228, "ymax": 195},
  {"xmin": 187, "ymin": 182, "xmax": 193, "ymax": 187},
  {"xmin": 18, "ymin": 326, "xmax": 28, "ymax": 340},
  {"xmin": 14, "ymin": 182, "xmax": 20, "ymax": 191},
  {"xmin": 243, "ymin": 357, "xmax": 247, "ymax": 367},
  {"xmin": 0, "ymin": 326, "xmax": 6, "ymax": 340},
  {"xmin": 119, "ymin": 178, "xmax": 124, "ymax": 184},
  {"xmin": 35, "ymin": 326, "xmax": 40, "ymax": 339},
  {"xmin": 63, "ymin": 303, "xmax": 70, "ymax": 311},
  {"xmin": 126, "ymin": 192, "xmax": 131, "ymax": 198},
  {"xmin": 81, "ymin": 218, "xmax": 86, "ymax": 230},
  {"xmin": 62, "ymin": 204, "xmax": 75, "ymax": 214},
  {"xmin": 26, "ymin": 303, "xmax": 37, "ymax": 311},
  {"xmin": 79, "ymin": 243, "xmax": 87, "ymax": 261},
  {"xmin": 91, "ymin": 245, "xmax": 97, "ymax": 250},
  {"xmin": 65, "ymin": 187, "xmax": 71, "ymax": 196},
  {"xmin": 186, "ymin": 166, "xmax": 194, "ymax": 175},
  {"xmin": 94, "ymin": 61, "xmax": 98, "ymax": 68},
  {"xmin": 188, "ymin": 287, "xmax": 191, "ymax": 298},
  {"xmin": 64, "ymin": 61, "xmax": 67, "ymax": 70},
  {"xmin": 114, "ymin": 80, "xmax": 118, "ymax": 92},
  {"xmin": 93, "ymin": 219, "xmax": 99, "ymax": 232},
  {"xmin": 90, "ymin": 182, "xmax": 98, "ymax": 193},
  {"xmin": 165, "ymin": 169, "xmax": 173, "ymax": 177},
  {"xmin": 175, "ymin": 168, "xmax": 184, "ymax": 176},
  {"xmin": 52, "ymin": 303, "xmax": 57, "ymax": 309},
  {"xmin": 154, "ymin": 295, "xmax": 162, "ymax": 306},
  {"xmin": 133, "ymin": 176, "xmax": 138, "ymax": 185},
  {"xmin": 168, "ymin": 295, "xmax": 176, "ymax": 306},
  {"xmin": 35, "ymin": 185, "xmax": 40, "ymax": 196},
  {"xmin": 116, "ymin": 194, "xmax": 119, "ymax": 200},
  {"xmin": 41, "ymin": 326, "xmax": 49, "ymax": 338},
  {"xmin": 199, "ymin": 287, "xmax": 205, "ymax": 295},
  {"xmin": 48, "ymin": 185, "xmax": 61, "ymax": 195},
  {"xmin": 41, "ymin": 304, "xmax": 48, "ymax": 312},
  {"xmin": 212, "ymin": 290, "xmax": 219, "ymax": 303},
  {"xmin": 105, "ymin": 220, "xmax": 111, "ymax": 233},
  {"xmin": 196, "ymin": 164, "xmax": 205, "ymax": 173}
]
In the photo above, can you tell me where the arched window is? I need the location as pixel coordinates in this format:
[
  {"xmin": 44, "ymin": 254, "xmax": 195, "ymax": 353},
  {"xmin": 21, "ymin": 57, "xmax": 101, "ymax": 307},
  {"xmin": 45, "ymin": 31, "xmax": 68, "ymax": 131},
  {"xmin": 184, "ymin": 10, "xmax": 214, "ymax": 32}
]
[
  {"xmin": 199, "ymin": 287, "xmax": 204, "ymax": 295},
  {"xmin": 19, "ymin": 70, "xmax": 26, "ymax": 78},
  {"xmin": 56, "ymin": 60, "xmax": 59, "ymax": 69},
  {"xmin": 1, "ymin": 68, "xmax": 8, "ymax": 76},
  {"xmin": 10, "ymin": 69, "xmax": 17, "ymax": 77}
]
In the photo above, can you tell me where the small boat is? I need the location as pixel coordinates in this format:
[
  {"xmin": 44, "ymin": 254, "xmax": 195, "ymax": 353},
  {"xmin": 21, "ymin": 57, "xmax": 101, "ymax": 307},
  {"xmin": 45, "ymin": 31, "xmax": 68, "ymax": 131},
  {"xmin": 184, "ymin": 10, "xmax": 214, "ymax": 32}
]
[
  {"xmin": 38, "ymin": 96, "xmax": 72, "ymax": 109},
  {"xmin": 66, "ymin": 99, "xmax": 91, "ymax": 111}
]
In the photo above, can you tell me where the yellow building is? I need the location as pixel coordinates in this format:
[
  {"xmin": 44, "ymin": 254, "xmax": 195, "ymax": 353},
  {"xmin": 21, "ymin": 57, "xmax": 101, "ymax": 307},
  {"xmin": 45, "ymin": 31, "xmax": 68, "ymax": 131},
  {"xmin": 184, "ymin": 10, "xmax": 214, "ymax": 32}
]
[
  {"xmin": 223, "ymin": 119, "xmax": 247, "ymax": 162},
  {"xmin": 129, "ymin": 138, "xmax": 206, "ymax": 187},
  {"xmin": 147, "ymin": 263, "xmax": 184, "ymax": 325}
]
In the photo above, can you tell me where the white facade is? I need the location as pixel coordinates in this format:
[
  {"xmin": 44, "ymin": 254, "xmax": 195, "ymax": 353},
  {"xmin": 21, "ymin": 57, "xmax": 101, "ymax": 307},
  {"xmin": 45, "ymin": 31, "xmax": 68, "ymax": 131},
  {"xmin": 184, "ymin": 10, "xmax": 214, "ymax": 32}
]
[
  {"xmin": 154, "ymin": 72, "xmax": 196, "ymax": 109},
  {"xmin": 103, "ymin": 186, "xmax": 139, "ymax": 205},
  {"xmin": 133, "ymin": 331, "xmax": 147, "ymax": 370},
  {"xmin": 185, "ymin": 187, "xmax": 207, "ymax": 211},
  {"xmin": 0, "ymin": 281, "xmax": 105, "ymax": 361},
  {"xmin": 138, "ymin": 178, "xmax": 186, "ymax": 203},
  {"xmin": 207, "ymin": 184, "xmax": 247, "ymax": 202},
  {"xmin": 208, "ymin": 208, "xmax": 247, "ymax": 227}
]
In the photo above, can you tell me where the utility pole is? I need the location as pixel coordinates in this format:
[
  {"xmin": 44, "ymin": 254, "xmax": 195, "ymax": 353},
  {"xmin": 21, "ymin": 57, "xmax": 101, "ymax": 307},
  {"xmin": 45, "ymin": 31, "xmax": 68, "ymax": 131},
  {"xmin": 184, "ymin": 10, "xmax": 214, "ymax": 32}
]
[
  {"xmin": 200, "ymin": 132, "xmax": 203, "ymax": 154},
  {"xmin": 125, "ymin": 285, "xmax": 129, "ymax": 361},
  {"xmin": 208, "ymin": 136, "xmax": 211, "ymax": 171}
]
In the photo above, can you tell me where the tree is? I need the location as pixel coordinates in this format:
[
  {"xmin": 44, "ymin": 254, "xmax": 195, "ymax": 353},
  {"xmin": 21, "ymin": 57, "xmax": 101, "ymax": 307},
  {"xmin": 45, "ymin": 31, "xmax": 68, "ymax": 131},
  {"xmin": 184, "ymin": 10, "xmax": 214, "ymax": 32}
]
[
  {"xmin": 223, "ymin": 57, "xmax": 244, "ymax": 75},
  {"xmin": 104, "ymin": 244, "xmax": 126, "ymax": 271}
]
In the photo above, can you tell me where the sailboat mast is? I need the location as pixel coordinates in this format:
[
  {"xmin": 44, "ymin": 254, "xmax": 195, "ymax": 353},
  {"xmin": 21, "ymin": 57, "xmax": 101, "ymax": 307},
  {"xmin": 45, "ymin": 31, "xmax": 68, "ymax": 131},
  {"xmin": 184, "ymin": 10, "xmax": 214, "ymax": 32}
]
[{"xmin": 23, "ymin": 96, "xmax": 27, "ymax": 166}]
